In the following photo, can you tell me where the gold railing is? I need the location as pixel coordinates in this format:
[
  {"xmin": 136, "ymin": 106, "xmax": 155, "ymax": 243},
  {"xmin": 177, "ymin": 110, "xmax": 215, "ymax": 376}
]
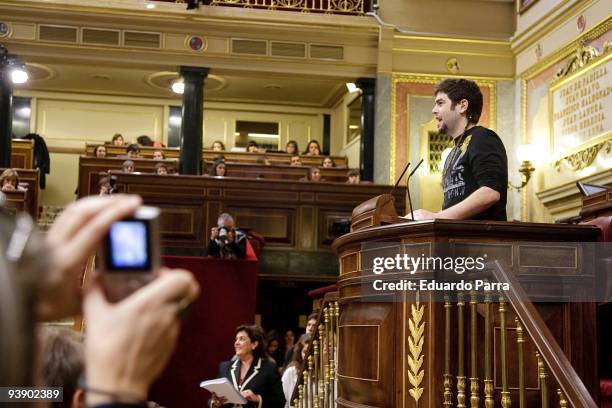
[
  {"xmin": 293, "ymin": 295, "xmax": 339, "ymax": 407},
  {"xmin": 440, "ymin": 261, "xmax": 597, "ymax": 408},
  {"xmin": 167, "ymin": 0, "xmax": 365, "ymax": 15}
]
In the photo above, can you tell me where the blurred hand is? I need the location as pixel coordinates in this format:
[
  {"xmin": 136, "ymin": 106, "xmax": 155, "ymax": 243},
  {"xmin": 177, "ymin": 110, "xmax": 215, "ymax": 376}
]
[
  {"xmin": 210, "ymin": 227, "xmax": 219, "ymax": 240},
  {"xmin": 211, "ymin": 392, "xmax": 228, "ymax": 407},
  {"xmin": 240, "ymin": 390, "xmax": 260, "ymax": 403},
  {"xmin": 84, "ymin": 268, "xmax": 200, "ymax": 406},
  {"xmin": 39, "ymin": 195, "xmax": 142, "ymax": 320},
  {"xmin": 1, "ymin": 184, "xmax": 16, "ymax": 192}
]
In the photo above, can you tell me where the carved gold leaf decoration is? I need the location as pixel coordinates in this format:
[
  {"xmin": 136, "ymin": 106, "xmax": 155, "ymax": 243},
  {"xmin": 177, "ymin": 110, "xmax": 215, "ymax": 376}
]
[
  {"xmin": 554, "ymin": 42, "xmax": 601, "ymax": 81},
  {"xmin": 554, "ymin": 137, "xmax": 612, "ymax": 171},
  {"xmin": 407, "ymin": 297, "xmax": 425, "ymax": 405}
]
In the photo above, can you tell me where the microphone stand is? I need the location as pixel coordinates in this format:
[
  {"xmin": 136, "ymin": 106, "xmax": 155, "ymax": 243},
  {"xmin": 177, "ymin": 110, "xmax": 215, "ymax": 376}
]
[{"xmin": 406, "ymin": 159, "xmax": 424, "ymax": 221}]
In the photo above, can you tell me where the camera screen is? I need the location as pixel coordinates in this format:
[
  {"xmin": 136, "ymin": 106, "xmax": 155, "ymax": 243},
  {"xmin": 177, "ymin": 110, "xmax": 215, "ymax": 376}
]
[{"xmin": 106, "ymin": 220, "xmax": 151, "ymax": 271}]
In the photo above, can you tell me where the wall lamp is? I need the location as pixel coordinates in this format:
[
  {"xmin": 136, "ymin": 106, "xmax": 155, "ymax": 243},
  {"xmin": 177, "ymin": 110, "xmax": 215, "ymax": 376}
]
[
  {"xmin": 509, "ymin": 144, "xmax": 535, "ymax": 191},
  {"xmin": 1, "ymin": 44, "xmax": 29, "ymax": 84}
]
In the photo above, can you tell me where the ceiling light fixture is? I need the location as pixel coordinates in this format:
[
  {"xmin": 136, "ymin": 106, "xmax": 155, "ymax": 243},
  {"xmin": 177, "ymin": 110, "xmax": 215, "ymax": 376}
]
[
  {"xmin": 346, "ymin": 82, "xmax": 358, "ymax": 93},
  {"xmin": 10, "ymin": 67, "xmax": 28, "ymax": 84},
  {"xmin": 171, "ymin": 80, "xmax": 184, "ymax": 94},
  {"xmin": 146, "ymin": 3, "xmax": 156, "ymax": 9},
  {"xmin": 1, "ymin": 44, "xmax": 29, "ymax": 85}
]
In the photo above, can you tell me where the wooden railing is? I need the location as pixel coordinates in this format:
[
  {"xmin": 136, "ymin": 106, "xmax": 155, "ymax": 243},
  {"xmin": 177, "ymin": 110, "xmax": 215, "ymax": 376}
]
[{"xmin": 293, "ymin": 292, "xmax": 339, "ymax": 408}]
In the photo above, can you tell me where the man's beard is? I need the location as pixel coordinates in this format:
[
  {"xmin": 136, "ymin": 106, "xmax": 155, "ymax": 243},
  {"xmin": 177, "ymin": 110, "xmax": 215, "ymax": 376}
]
[{"xmin": 438, "ymin": 121, "xmax": 448, "ymax": 135}]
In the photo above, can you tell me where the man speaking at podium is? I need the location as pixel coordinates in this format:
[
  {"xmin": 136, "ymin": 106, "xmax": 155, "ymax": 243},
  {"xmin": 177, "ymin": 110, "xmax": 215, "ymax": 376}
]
[{"xmin": 407, "ymin": 79, "xmax": 508, "ymax": 221}]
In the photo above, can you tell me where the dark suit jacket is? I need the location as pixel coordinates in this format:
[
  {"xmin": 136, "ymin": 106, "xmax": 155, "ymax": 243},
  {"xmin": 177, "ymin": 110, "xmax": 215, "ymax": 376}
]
[{"xmin": 218, "ymin": 357, "xmax": 285, "ymax": 408}]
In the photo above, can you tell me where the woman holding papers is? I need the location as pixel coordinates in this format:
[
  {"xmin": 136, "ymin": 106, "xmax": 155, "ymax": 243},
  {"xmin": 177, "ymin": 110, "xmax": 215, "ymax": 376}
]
[{"xmin": 211, "ymin": 325, "xmax": 285, "ymax": 408}]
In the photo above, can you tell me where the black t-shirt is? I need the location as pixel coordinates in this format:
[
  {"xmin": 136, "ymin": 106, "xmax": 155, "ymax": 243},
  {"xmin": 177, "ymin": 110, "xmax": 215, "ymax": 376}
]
[{"xmin": 442, "ymin": 126, "xmax": 507, "ymax": 221}]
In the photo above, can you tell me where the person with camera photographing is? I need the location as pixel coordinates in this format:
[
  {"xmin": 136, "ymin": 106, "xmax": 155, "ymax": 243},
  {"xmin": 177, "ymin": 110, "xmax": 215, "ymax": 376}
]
[{"xmin": 207, "ymin": 213, "xmax": 247, "ymax": 259}]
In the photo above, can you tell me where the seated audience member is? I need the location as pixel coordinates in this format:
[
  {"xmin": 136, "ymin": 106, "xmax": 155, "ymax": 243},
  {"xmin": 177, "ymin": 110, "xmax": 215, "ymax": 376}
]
[
  {"xmin": 283, "ymin": 330, "xmax": 296, "ymax": 367},
  {"xmin": 281, "ymin": 337, "xmax": 309, "ymax": 408},
  {"xmin": 111, "ymin": 133, "xmax": 124, "ymax": 146},
  {"xmin": 211, "ymin": 325, "xmax": 285, "ymax": 408},
  {"xmin": 346, "ymin": 169, "xmax": 360, "ymax": 184},
  {"xmin": 126, "ymin": 144, "xmax": 141, "ymax": 159},
  {"xmin": 211, "ymin": 140, "xmax": 226, "ymax": 152},
  {"xmin": 322, "ymin": 156, "xmax": 335, "ymax": 168},
  {"xmin": 298, "ymin": 313, "xmax": 318, "ymax": 343},
  {"xmin": 93, "ymin": 145, "xmax": 107, "ymax": 158},
  {"xmin": 256, "ymin": 156, "xmax": 271, "ymax": 166},
  {"xmin": 155, "ymin": 163, "xmax": 169, "ymax": 175},
  {"xmin": 266, "ymin": 331, "xmax": 284, "ymax": 368},
  {"xmin": 98, "ymin": 176, "xmax": 113, "ymax": 195},
  {"xmin": 0, "ymin": 169, "xmax": 26, "ymax": 192},
  {"xmin": 40, "ymin": 327, "xmax": 85, "ymax": 408},
  {"xmin": 137, "ymin": 135, "xmax": 154, "ymax": 147},
  {"xmin": 122, "ymin": 160, "xmax": 135, "ymax": 173},
  {"xmin": 208, "ymin": 213, "xmax": 246, "ymax": 259},
  {"xmin": 285, "ymin": 141, "xmax": 299, "ymax": 155},
  {"xmin": 304, "ymin": 140, "xmax": 321, "ymax": 156},
  {"xmin": 300, "ymin": 167, "xmax": 324, "ymax": 182},
  {"xmin": 290, "ymin": 155, "xmax": 302, "ymax": 167},
  {"xmin": 152, "ymin": 150, "xmax": 165, "ymax": 160},
  {"xmin": 246, "ymin": 141, "xmax": 259, "ymax": 153},
  {"xmin": 0, "ymin": 195, "xmax": 200, "ymax": 408},
  {"xmin": 210, "ymin": 159, "xmax": 227, "ymax": 177}
]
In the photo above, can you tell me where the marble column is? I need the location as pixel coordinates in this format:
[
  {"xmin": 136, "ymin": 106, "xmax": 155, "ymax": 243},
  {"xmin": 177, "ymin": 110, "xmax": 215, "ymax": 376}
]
[{"xmin": 179, "ymin": 66, "xmax": 209, "ymax": 175}]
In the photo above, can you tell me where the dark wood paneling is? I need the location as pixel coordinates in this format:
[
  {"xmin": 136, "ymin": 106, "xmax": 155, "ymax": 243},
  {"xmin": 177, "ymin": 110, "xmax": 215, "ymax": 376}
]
[{"xmin": 78, "ymin": 171, "xmax": 405, "ymax": 255}]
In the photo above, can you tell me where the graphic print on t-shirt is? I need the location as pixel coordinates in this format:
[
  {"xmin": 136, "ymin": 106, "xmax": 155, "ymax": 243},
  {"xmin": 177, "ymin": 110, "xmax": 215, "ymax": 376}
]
[{"xmin": 442, "ymin": 135, "xmax": 472, "ymax": 202}]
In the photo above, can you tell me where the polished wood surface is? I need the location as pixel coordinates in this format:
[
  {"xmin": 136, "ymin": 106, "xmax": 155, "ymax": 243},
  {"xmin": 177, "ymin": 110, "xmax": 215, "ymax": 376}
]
[
  {"xmin": 333, "ymin": 220, "xmax": 601, "ymax": 407},
  {"xmin": 0, "ymin": 168, "xmax": 39, "ymax": 219},
  {"xmin": 85, "ymin": 143, "xmax": 348, "ymax": 166},
  {"xmin": 2, "ymin": 190, "xmax": 26, "ymax": 215},
  {"xmin": 85, "ymin": 143, "xmax": 180, "ymax": 159},
  {"xmin": 93, "ymin": 172, "xmax": 405, "ymax": 256},
  {"xmin": 11, "ymin": 139, "xmax": 34, "ymax": 169},
  {"xmin": 580, "ymin": 188, "xmax": 612, "ymax": 221}
]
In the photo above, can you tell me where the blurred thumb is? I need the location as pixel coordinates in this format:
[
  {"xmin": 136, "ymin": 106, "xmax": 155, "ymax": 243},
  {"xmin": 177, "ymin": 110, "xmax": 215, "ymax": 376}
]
[{"xmin": 83, "ymin": 277, "xmax": 109, "ymax": 316}]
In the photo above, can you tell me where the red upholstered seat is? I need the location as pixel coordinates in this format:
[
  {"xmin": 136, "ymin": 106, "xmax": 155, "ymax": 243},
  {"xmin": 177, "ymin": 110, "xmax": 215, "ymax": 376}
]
[
  {"xmin": 586, "ymin": 216, "xmax": 612, "ymax": 242},
  {"xmin": 601, "ymin": 379, "xmax": 612, "ymax": 408}
]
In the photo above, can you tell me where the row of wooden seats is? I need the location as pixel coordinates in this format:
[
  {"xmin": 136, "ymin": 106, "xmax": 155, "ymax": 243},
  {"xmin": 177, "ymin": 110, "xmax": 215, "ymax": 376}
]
[
  {"xmin": 0, "ymin": 167, "xmax": 40, "ymax": 219},
  {"xmin": 78, "ymin": 156, "xmax": 356, "ymax": 197},
  {"xmin": 83, "ymin": 143, "xmax": 348, "ymax": 167}
]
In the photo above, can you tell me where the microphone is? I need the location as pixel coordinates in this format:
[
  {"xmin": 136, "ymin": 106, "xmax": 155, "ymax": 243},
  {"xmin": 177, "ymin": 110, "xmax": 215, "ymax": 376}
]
[
  {"xmin": 406, "ymin": 158, "xmax": 424, "ymax": 221},
  {"xmin": 389, "ymin": 161, "xmax": 411, "ymax": 198}
]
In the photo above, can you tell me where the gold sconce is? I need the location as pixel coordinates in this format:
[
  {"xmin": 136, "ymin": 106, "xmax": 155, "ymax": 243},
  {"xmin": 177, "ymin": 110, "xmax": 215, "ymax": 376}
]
[{"xmin": 509, "ymin": 144, "xmax": 535, "ymax": 191}]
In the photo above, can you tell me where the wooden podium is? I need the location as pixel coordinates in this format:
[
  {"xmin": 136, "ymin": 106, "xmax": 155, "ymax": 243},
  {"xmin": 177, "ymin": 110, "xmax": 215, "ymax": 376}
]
[{"xmin": 332, "ymin": 196, "xmax": 602, "ymax": 407}]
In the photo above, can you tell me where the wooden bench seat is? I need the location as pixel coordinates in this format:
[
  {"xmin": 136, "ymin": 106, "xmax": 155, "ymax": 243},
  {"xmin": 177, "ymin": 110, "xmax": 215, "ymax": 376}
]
[{"xmin": 0, "ymin": 168, "xmax": 40, "ymax": 219}]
